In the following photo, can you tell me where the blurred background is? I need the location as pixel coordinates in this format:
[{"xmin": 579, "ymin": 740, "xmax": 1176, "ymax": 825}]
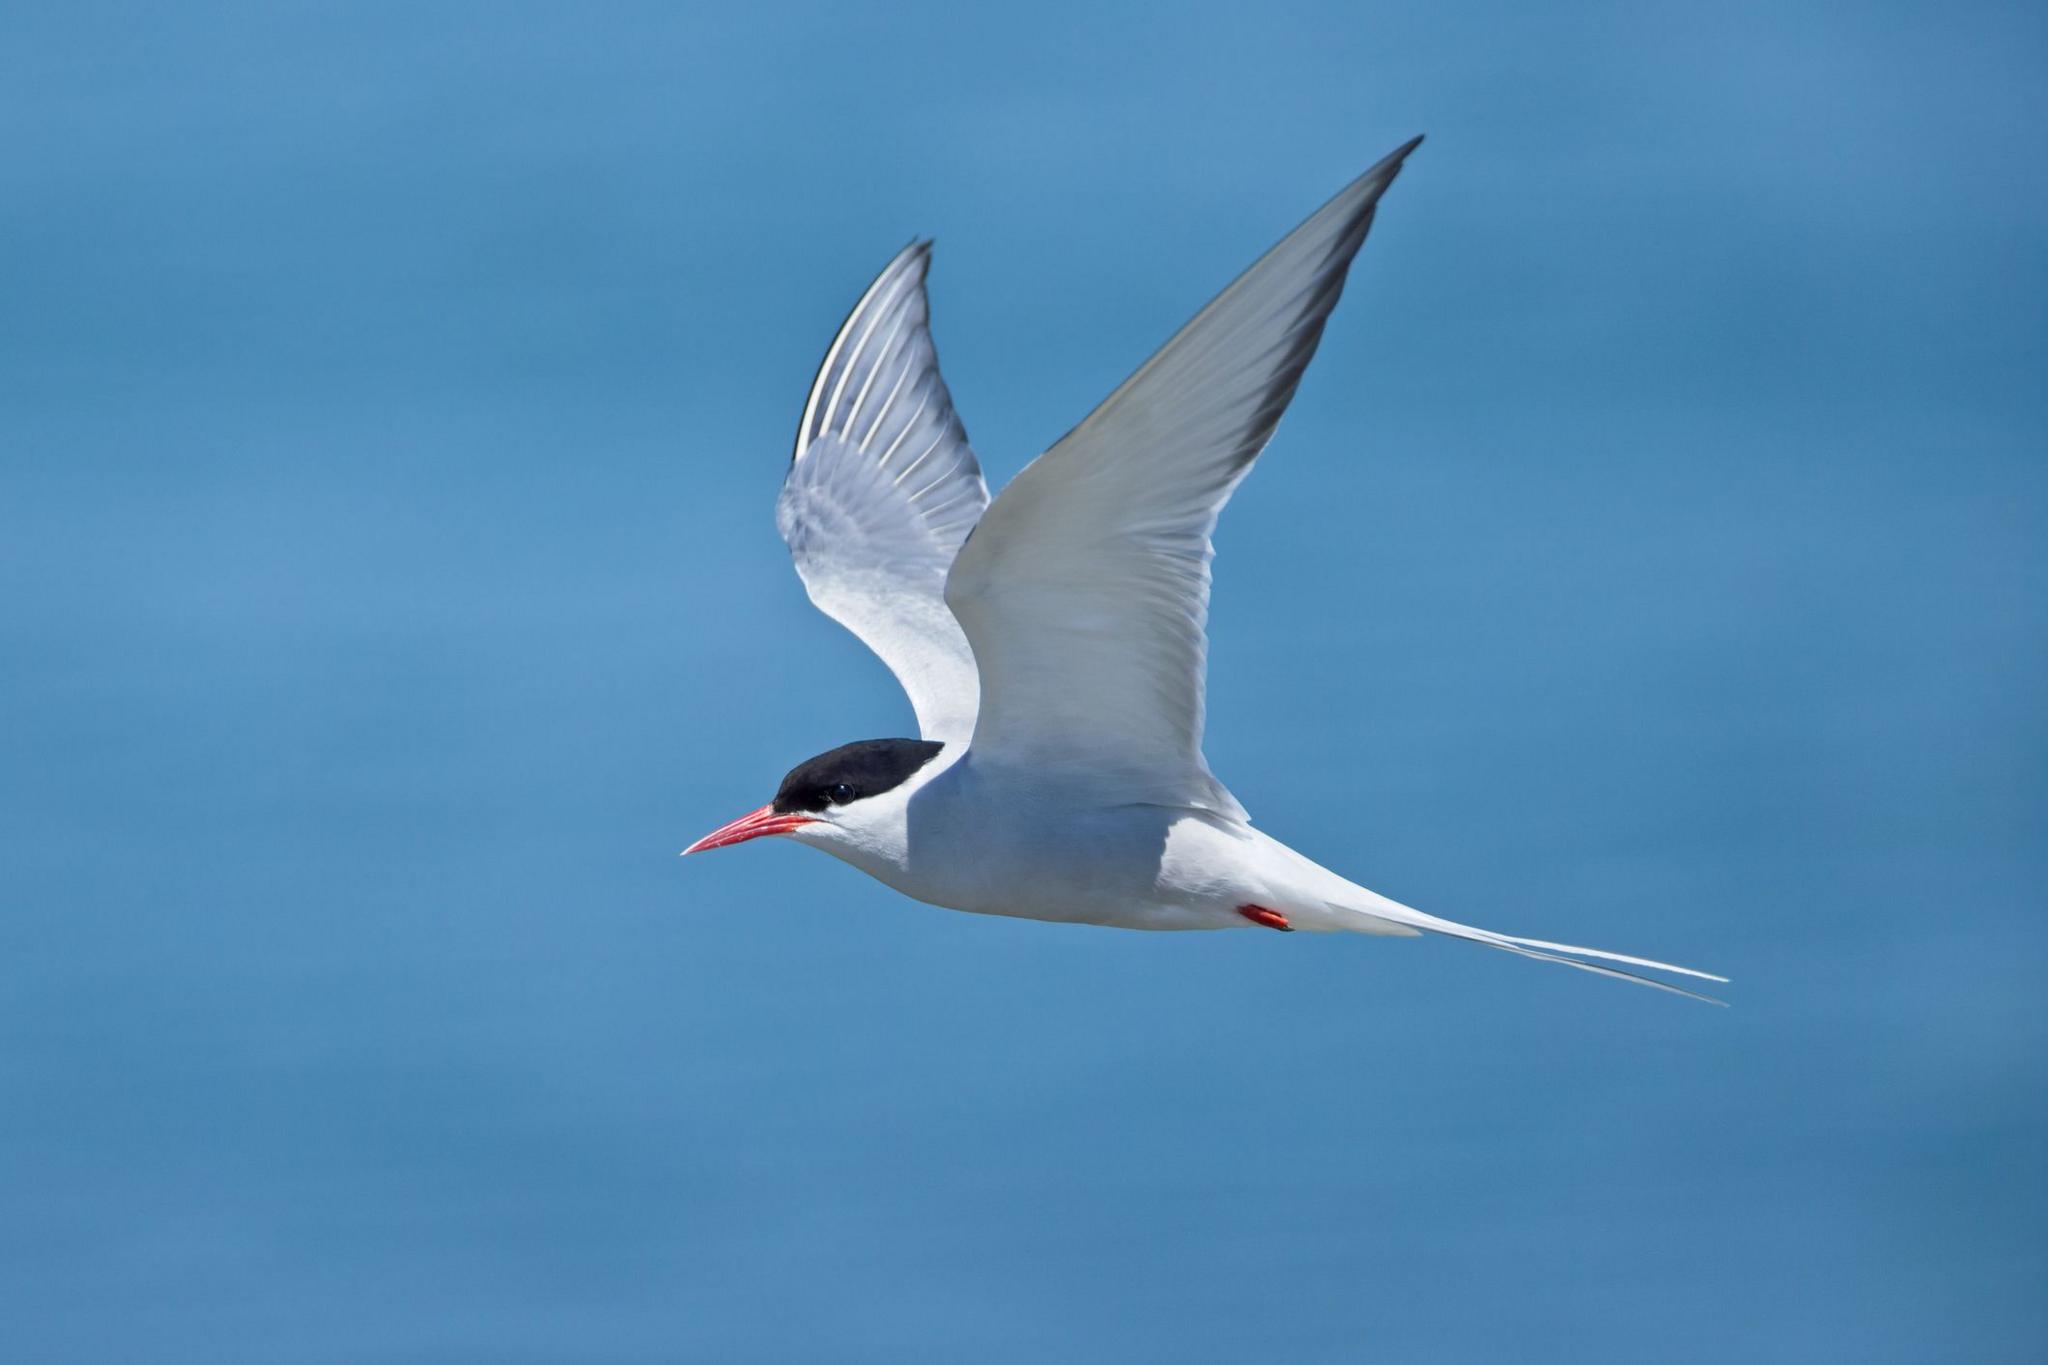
[{"xmin": 3, "ymin": 3, "xmax": 2043, "ymax": 1361}]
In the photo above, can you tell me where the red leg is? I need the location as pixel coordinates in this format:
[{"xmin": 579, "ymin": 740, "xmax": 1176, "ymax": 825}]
[{"xmin": 1237, "ymin": 904, "xmax": 1293, "ymax": 932}]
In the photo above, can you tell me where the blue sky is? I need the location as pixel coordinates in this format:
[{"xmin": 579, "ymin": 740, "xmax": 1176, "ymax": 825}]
[{"xmin": 3, "ymin": 3, "xmax": 2044, "ymax": 1361}]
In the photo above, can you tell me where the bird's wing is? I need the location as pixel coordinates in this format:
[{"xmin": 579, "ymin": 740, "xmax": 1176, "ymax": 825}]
[
  {"xmin": 945, "ymin": 138, "xmax": 1422, "ymax": 814},
  {"xmin": 777, "ymin": 240, "xmax": 990, "ymax": 743}
]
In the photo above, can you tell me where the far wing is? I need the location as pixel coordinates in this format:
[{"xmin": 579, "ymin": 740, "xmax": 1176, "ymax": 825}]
[
  {"xmin": 777, "ymin": 240, "xmax": 989, "ymax": 743},
  {"xmin": 945, "ymin": 139, "xmax": 1421, "ymax": 813}
]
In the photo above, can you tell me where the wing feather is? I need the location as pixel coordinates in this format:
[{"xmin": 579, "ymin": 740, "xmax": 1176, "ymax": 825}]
[
  {"xmin": 945, "ymin": 139, "xmax": 1423, "ymax": 811},
  {"xmin": 778, "ymin": 242, "xmax": 989, "ymax": 742}
]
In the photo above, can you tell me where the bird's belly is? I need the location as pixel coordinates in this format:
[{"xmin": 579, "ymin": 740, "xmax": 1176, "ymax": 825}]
[{"xmin": 871, "ymin": 793, "xmax": 1248, "ymax": 931}]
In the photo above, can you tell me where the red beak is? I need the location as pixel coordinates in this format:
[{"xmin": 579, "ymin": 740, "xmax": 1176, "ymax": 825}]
[{"xmin": 682, "ymin": 803, "xmax": 816, "ymax": 855}]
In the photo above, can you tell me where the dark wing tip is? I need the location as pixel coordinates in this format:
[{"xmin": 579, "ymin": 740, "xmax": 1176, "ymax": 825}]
[
  {"xmin": 881, "ymin": 237, "xmax": 936, "ymax": 296},
  {"xmin": 1357, "ymin": 135, "xmax": 1425, "ymax": 196}
]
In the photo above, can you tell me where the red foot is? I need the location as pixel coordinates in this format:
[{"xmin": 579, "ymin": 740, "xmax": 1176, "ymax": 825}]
[{"xmin": 1237, "ymin": 904, "xmax": 1293, "ymax": 932}]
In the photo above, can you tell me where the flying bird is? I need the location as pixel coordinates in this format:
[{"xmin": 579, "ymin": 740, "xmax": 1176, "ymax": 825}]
[{"xmin": 687, "ymin": 138, "xmax": 1723, "ymax": 1001}]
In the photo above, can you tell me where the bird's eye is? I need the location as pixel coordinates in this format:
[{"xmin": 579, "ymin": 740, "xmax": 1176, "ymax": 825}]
[{"xmin": 828, "ymin": 783, "xmax": 856, "ymax": 805}]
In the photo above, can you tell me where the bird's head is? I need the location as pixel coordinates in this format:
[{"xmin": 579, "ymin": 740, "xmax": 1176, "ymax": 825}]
[{"xmin": 683, "ymin": 738, "xmax": 947, "ymax": 857}]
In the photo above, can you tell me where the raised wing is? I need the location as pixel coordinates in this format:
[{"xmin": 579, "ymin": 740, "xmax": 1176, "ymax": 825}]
[
  {"xmin": 946, "ymin": 138, "xmax": 1422, "ymax": 814},
  {"xmin": 777, "ymin": 241, "xmax": 989, "ymax": 743}
]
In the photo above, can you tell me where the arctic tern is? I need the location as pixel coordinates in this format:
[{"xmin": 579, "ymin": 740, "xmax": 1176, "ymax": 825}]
[{"xmin": 686, "ymin": 137, "xmax": 1723, "ymax": 1001}]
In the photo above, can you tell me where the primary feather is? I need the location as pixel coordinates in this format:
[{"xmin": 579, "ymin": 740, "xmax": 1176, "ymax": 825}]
[
  {"xmin": 945, "ymin": 138, "xmax": 1424, "ymax": 815},
  {"xmin": 777, "ymin": 241, "xmax": 989, "ymax": 742}
]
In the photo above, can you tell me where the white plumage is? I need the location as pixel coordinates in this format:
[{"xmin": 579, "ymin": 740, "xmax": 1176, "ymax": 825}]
[{"xmin": 693, "ymin": 138, "xmax": 1725, "ymax": 1003}]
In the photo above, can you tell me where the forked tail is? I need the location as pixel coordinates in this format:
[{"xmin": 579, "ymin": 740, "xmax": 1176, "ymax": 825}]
[{"xmin": 1329, "ymin": 892, "xmax": 1728, "ymax": 1005}]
